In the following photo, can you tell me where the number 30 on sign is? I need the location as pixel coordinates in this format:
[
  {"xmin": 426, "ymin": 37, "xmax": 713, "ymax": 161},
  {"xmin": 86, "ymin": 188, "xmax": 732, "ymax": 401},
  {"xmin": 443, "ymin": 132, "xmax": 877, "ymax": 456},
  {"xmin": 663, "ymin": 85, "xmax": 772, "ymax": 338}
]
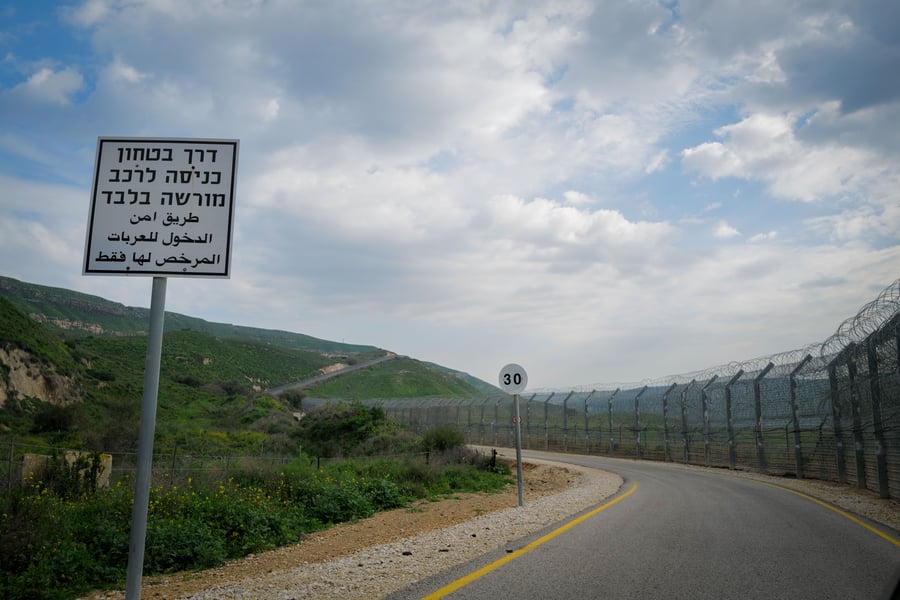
[{"xmin": 498, "ymin": 363, "xmax": 528, "ymax": 395}]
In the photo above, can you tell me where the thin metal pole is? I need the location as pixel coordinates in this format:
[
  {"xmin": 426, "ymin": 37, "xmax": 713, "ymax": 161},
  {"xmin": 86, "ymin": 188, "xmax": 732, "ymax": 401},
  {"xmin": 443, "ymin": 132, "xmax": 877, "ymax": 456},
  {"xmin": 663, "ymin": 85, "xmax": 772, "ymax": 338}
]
[
  {"xmin": 701, "ymin": 376, "xmax": 718, "ymax": 467},
  {"xmin": 125, "ymin": 276, "xmax": 167, "ymax": 600},
  {"xmin": 789, "ymin": 355, "xmax": 813, "ymax": 479},
  {"xmin": 866, "ymin": 339, "xmax": 890, "ymax": 498},
  {"xmin": 846, "ymin": 348, "xmax": 868, "ymax": 489},
  {"xmin": 514, "ymin": 393, "xmax": 524, "ymax": 507},
  {"xmin": 754, "ymin": 362, "xmax": 775, "ymax": 473},
  {"xmin": 827, "ymin": 365, "xmax": 847, "ymax": 484},
  {"xmin": 725, "ymin": 370, "xmax": 744, "ymax": 470},
  {"xmin": 634, "ymin": 386, "xmax": 647, "ymax": 460},
  {"xmin": 680, "ymin": 380, "xmax": 695, "ymax": 463},
  {"xmin": 662, "ymin": 383, "xmax": 676, "ymax": 462}
]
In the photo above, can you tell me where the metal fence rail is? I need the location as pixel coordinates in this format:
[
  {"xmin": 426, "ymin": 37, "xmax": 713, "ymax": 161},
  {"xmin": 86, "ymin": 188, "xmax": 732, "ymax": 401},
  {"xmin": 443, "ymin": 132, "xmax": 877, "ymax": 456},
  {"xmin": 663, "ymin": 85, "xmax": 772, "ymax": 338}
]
[{"xmin": 373, "ymin": 278, "xmax": 900, "ymax": 499}]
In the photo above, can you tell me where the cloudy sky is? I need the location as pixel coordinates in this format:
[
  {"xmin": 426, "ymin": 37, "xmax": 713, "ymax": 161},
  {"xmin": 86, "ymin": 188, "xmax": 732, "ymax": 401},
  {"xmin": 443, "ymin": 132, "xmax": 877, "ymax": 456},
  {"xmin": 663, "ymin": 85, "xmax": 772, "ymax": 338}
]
[{"xmin": 1, "ymin": 1, "xmax": 898, "ymax": 389}]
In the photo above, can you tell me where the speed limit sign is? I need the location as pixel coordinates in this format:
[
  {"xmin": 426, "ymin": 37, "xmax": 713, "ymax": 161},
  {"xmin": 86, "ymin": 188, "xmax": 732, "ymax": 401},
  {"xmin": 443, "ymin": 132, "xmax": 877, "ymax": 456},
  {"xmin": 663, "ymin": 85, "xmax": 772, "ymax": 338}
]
[{"xmin": 498, "ymin": 363, "xmax": 528, "ymax": 395}]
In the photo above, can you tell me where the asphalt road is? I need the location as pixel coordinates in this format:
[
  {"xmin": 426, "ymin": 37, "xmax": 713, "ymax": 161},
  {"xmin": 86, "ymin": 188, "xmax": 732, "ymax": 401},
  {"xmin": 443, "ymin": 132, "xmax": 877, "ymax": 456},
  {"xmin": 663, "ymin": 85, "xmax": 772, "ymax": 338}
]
[{"xmin": 392, "ymin": 450, "xmax": 900, "ymax": 600}]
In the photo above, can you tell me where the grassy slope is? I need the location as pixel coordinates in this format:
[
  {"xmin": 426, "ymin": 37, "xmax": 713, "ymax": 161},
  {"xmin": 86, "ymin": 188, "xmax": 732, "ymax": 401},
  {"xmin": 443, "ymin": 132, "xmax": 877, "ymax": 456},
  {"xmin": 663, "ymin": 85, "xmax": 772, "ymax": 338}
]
[
  {"xmin": 306, "ymin": 357, "xmax": 482, "ymax": 400},
  {"xmin": 0, "ymin": 276, "xmax": 379, "ymax": 354},
  {"xmin": 1, "ymin": 293, "xmax": 483, "ymax": 454},
  {"xmin": 0, "ymin": 296, "xmax": 79, "ymax": 375}
]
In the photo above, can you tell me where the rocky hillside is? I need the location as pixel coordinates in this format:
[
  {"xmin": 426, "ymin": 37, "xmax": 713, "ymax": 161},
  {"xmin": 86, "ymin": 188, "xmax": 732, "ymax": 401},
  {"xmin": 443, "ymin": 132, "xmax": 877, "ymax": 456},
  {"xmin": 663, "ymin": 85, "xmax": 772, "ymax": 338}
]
[{"xmin": 0, "ymin": 296, "xmax": 80, "ymax": 409}]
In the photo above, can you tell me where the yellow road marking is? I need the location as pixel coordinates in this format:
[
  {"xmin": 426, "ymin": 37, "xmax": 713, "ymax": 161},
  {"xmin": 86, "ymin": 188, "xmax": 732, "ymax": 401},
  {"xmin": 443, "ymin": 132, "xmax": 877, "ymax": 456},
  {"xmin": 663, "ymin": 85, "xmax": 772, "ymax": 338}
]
[
  {"xmin": 421, "ymin": 481, "xmax": 639, "ymax": 599},
  {"xmin": 755, "ymin": 480, "xmax": 900, "ymax": 548}
]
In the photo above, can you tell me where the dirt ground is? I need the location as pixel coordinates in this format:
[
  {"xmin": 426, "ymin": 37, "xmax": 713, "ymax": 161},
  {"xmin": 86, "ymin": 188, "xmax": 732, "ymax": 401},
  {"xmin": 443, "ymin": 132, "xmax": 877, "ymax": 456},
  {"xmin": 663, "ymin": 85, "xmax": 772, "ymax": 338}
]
[{"xmin": 83, "ymin": 461, "xmax": 573, "ymax": 599}]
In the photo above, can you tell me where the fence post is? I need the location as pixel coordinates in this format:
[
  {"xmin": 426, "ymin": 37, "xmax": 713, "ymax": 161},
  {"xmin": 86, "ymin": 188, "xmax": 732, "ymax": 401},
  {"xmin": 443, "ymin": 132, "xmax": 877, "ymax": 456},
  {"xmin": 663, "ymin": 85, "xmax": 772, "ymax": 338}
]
[
  {"xmin": 866, "ymin": 339, "xmax": 890, "ymax": 498},
  {"xmin": 827, "ymin": 365, "xmax": 848, "ymax": 484},
  {"xmin": 466, "ymin": 399, "xmax": 475, "ymax": 444},
  {"xmin": 493, "ymin": 397, "xmax": 500, "ymax": 446},
  {"xmin": 608, "ymin": 388, "xmax": 619, "ymax": 455},
  {"xmin": 701, "ymin": 376, "xmax": 718, "ymax": 466},
  {"xmin": 634, "ymin": 386, "xmax": 647, "ymax": 460},
  {"xmin": 479, "ymin": 398, "xmax": 487, "ymax": 445},
  {"xmin": 562, "ymin": 391, "xmax": 573, "ymax": 452},
  {"xmin": 583, "ymin": 390, "xmax": 595, "ymax": 453},
  {"xmin": 754, "ymin": 362, "xmax": 775, "ymax": 473},
  {"xmin": 896, "ymin": 329, "xmax": 900, "ymax": 373},
  {"xmin": 680, "ymin": 380, "xmax": 696, "ymax": 463},
  {"xmin": 525, "ymin": 394, "xmax": 535, "ymax": 449},
  {"xmin": 789, "ymin": 355, "xmax": 813, "ymax": 479},
  {"xmin": 662, "ymin": 383, "xmax": 676, "ymax": 462},
  {"xmin": 725, "ymin": 370, "xmax": 744, "ymax": 470},
  {"xmin": 544, "ymin": 393, "xmax": 555, "ymax": 450},
  {"xmin": 846, "ymin": 348, "xmax": 868, "ymax": 489}
]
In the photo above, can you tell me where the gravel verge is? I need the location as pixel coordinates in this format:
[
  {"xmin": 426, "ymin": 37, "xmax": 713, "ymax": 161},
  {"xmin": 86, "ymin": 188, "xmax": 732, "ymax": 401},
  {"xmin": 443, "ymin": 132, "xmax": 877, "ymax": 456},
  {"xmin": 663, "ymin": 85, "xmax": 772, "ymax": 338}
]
[{"xmin": 170, "ymin": 459, "xmax": 622, "ymax": 600}]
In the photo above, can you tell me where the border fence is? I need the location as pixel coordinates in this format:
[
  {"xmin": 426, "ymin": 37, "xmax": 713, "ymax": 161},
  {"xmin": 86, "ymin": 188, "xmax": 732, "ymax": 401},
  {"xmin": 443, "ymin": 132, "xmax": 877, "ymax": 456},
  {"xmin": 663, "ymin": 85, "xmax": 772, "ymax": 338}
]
[{"xmin": 371, "ymin": 278, "xmax": 900, "ymax": 499}]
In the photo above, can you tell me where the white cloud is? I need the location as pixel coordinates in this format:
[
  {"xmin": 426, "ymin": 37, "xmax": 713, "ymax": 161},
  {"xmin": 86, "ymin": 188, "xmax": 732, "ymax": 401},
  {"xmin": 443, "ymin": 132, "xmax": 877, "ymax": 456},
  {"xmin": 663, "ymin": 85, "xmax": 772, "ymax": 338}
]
[
  {"xmin": 563, "ymin": 191, "xmax": 593, "ymax": 206},
  {"xmin": 749, "ymin": 231, "xmax": 778, "ymax": 243},
  {"xmin": 258, "ymin": 98, "xmax": 280, "ymax": 123},
  {"xmin": 105, "ymin": 57, "xmax": 145, "ymax": 84},
  {"xmin": 645, "ymin": 149, "xmax": 669, "ymax": 174},
  {"xmin": 713, "ymin": 221, "xmax": 740, "ymax": 239},
  {"xmin": 0, "ymin": 0, "xmax": 898, "ymax": 388},
  {"xmin": 682, "ymin": 111, "xmax": 884, "ymax": 202},
  {"xmin": 64, "ymin": 0, "xmax": 113, "ymax": 27},
  {"xmin": 17, "ymin": 66, "xmax": 83, "ymax": 105}
]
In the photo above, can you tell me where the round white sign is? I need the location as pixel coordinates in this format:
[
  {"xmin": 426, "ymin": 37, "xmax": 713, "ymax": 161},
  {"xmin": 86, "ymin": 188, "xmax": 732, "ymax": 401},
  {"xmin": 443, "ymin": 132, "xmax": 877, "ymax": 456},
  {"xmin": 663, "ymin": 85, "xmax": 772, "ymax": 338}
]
[{"xmin": 498, "ymin": 363, "xmax": 528, "ymax": 394}]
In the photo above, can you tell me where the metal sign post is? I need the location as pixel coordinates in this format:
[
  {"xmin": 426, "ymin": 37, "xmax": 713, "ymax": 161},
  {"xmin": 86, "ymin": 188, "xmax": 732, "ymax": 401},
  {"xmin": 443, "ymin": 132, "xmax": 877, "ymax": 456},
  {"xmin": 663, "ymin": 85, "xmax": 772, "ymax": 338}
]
[
  {"xmin": 499, "ymin": 363, "xmax": 528, "ymax": 507},
  {"xmin": 125, "ymin": 276, "xmax": 166, "ymax": 598},
  {"xmin": 83, "ymin": 137, "xmax": 239, "ymax": 600}
]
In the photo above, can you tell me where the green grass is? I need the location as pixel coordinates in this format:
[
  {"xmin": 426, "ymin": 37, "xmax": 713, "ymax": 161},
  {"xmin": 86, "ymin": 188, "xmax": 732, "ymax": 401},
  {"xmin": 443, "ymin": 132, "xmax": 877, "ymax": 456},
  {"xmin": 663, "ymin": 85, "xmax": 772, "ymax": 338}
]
[
  {"xmin": 0, "ymin": 450, "xmax": 510, "ymax": 600},
  {"xmin": 306, "ymin": 357, "xmax": 481, "ymax": 399}
]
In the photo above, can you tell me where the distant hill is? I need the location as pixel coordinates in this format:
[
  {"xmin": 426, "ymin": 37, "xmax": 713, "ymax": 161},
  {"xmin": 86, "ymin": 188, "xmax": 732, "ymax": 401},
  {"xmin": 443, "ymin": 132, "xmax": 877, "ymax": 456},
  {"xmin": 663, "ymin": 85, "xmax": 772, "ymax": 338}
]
[
  {"xmin": 0, "ymin": 298, "xmax": 485, "ymax": 455},
  {"xmin": 302, "ymin": 357, "xmax": 487, "ymax": 401},
  {"xmin": 0, "ymin": 276, "xmax": 379, "ymax": 355},
  {"xmin": 0, "ymin": 275, "xmax": 497, "ymax": 454}
]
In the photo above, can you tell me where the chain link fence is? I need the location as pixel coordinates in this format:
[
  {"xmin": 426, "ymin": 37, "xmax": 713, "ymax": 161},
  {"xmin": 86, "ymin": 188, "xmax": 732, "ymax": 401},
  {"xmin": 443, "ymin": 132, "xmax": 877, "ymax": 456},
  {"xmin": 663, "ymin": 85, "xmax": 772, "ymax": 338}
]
[
  {"xmin": 1, "ymin": 439, "xmax": 301, "ymax": 494},
  {"xmin": 372, "ymin": 278, "xmax": 900, "ymax": 499}
]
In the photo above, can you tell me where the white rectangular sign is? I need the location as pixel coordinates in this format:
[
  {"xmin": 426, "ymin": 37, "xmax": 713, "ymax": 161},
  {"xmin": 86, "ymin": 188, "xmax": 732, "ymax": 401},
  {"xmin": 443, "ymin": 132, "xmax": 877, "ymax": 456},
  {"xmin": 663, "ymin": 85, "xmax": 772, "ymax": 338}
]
[{"xmin": 83, "ymin": 137, "xmax": 239, "ymax": 277}]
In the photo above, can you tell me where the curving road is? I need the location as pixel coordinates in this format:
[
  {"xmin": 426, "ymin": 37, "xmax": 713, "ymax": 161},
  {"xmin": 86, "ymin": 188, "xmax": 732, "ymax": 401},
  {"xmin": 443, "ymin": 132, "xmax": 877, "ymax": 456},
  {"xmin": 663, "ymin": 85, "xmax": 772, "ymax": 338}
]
[{"xmin": 392, "ymin": 450, "xmax": 900, "ymax": 600}]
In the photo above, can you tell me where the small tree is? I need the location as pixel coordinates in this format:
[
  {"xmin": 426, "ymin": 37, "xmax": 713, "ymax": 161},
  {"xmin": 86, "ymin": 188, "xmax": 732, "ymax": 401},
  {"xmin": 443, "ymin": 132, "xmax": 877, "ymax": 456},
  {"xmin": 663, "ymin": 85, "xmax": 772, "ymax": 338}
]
[
  {"xmin": 280, "ymin": 389, "xmax": 306, "ymax": 410},
  {"xmin": 420, "ymin": 425, "xmax": 465, "ymax": 453}
]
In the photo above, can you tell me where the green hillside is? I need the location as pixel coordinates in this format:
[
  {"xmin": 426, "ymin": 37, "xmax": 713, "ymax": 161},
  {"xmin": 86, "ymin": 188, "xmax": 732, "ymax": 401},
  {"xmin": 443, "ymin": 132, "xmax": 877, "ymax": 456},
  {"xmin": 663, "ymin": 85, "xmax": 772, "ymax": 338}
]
[
  {"xmin": 0, "ymin": 276, "xmax": 379, "ymax": 354},
  {"xmin": 306, "ymin": 357, "xmax": 484, "ymax": 400},
  {"xmin": 0, "ymin": 279, "xmax": 486, "ymax": 455},
  {"xmin": 0, "ymin": 295, "xmax": 78, "ymax": 376}
]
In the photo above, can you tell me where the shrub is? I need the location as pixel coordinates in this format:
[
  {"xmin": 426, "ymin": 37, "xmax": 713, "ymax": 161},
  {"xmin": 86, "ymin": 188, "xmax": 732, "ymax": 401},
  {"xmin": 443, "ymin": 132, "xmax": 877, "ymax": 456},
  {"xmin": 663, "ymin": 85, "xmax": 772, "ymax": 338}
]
[
  {"xmin": 292, "ymin": 401, "xmax": 389, "ymax": 457},
  {"xmin": 0, "ymin": 448, "xmax": 511, "ymax": 600},
  {"xmin": 42, "ymin": 451, "xmax": 105, "ymax": 499},
  {"xmin": 420, "ymin": 425, "xmax": 465, "ymax": 453}
]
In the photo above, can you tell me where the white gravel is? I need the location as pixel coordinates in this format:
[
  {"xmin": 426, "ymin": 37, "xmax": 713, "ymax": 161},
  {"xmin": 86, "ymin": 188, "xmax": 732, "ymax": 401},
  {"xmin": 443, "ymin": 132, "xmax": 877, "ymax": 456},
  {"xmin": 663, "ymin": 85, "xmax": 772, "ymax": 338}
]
[{"xmin": 181, "ymin": 460, "xmax": 623, "ymax": 600}]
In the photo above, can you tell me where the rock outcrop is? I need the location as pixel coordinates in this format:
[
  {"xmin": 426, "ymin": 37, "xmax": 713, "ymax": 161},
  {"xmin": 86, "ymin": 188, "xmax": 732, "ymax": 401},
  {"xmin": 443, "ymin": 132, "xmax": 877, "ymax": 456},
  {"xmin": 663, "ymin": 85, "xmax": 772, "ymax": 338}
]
[{"xmin": 0, "ymin": 346, "xmax": 76, "ymax": 408}]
